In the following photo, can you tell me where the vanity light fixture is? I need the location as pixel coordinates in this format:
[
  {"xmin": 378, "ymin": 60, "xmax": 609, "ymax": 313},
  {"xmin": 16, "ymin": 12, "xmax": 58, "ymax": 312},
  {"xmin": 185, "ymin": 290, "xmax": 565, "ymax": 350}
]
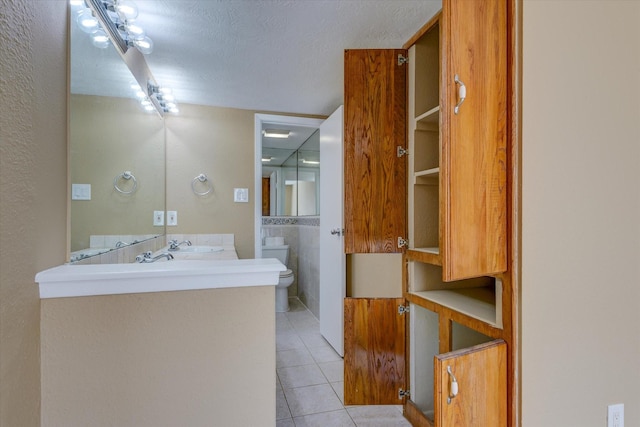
[
  {"xmin": 264, "ymin": 129, "xmax": 290, "ymax": 139},
  {"xmin": 147, "ymin": 82, "xmax": 180, "ymax": 114},
  {"xmin": 301, "ymin": 159, "xmax": 320, "ymax": 165},
  {"xmin": 74, "ymin": 0, "xmax": 155, "ymax": 55},
  {"xmin": 261, "ymin": 157, "xmax": 273, "ymax": 162}
]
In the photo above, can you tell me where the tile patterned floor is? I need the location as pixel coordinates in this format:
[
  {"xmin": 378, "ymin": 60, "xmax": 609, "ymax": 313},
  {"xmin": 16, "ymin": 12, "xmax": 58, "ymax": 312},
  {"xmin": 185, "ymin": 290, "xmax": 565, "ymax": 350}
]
[{"xmin": 276, "ymin": 298, "xmax": 412, "ymax": 427}]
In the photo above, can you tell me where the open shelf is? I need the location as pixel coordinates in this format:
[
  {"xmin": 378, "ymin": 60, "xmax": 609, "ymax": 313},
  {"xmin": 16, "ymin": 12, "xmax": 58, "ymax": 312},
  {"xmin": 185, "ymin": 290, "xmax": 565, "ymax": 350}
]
[
  {"xmin": 415, "ymin": 106, "xmax": 439, "ymax": 124},
  {"xmin": 406, "ymin": 261, "xmax": 503, "ymax": 330},
  {"xmin": 410, "ymin": 288, "xmax": 497, "ymax": 327}
]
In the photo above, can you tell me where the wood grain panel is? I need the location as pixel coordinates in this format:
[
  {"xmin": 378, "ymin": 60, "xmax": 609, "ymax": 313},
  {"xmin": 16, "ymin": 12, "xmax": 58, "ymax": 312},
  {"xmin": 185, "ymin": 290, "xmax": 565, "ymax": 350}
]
[
  {"xmin": 261, "ymin": 178, "xmax": 270, "ymax": 216},
  {"xmin": 434, "ymin": 340, "xmax": 507, "ymax": 427},
  {"xmin": 440, "ymin": 0, "xmax": 508, "ymax": 280},
  {"xmin": 344, "ymin": 49, "xmax": 407, "ymax": 253},
  {"xmin": 344, "ymin": 297, "xmax": 406, "ymax": 405},
  {"xmin": 404, "ymin": 399, "xmax": 435, "ymax": 427}
]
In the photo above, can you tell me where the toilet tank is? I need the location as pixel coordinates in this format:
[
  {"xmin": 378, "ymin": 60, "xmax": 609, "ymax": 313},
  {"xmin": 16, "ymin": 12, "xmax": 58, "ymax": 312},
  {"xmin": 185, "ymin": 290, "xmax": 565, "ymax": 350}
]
[{"xmin": 261, "ymin": 244, "xmax": 289, "ymax": 265}]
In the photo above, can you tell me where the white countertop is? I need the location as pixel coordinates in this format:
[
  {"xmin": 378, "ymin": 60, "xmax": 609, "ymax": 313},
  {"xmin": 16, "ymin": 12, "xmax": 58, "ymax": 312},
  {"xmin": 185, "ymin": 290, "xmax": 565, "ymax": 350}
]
[{"xmin": 36, "ymin": 246, "xmax": 285, "ymax": 299}]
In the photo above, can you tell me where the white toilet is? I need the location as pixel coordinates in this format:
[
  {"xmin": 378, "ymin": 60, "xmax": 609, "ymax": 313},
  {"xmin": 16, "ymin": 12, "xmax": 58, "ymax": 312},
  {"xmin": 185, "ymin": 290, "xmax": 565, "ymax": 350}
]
[{"xmin": 261, "ymin": 241, "xmax": 294, "ymax": 312}]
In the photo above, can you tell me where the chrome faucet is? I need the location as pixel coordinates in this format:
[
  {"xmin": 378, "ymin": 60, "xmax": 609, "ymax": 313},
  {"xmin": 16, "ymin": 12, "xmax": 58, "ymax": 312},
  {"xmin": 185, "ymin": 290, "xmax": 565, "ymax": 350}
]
[
  {"xmin": 135, "ymin": 251, "xmax": 174, "ymax": 263},
  {"xmin": 168, "ymin": 239, "xmax": 192, "ymax": 251},
  {"xmin": 115, "ymin": 241, "xmax": 129, "ymax": 248}
]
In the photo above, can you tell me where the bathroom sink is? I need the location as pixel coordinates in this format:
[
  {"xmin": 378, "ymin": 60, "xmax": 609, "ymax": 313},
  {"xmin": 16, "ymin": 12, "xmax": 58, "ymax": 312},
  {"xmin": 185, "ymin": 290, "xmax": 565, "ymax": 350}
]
[{"xmin": 170, "ymin": 245, "xmax": 224, "ymax": 253}]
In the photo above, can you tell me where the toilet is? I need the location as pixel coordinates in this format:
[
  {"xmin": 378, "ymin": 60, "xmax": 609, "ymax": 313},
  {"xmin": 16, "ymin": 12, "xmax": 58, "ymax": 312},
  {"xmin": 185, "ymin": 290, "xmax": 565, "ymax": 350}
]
[{"xmin": 261, "ymin": 240, "xmax": 294, "ymax": 312}]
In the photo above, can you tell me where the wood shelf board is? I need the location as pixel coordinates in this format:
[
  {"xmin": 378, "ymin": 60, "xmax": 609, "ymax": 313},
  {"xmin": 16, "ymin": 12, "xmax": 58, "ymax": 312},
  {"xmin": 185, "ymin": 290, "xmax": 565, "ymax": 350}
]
[
  {"xmin": 415, "ymin": 168, "xmax": 439, "ymax": 178},
  {"xmin": 410, "ymin": 288, "xmax": 497, "ymax": 327},
  {"xmin": 406, "ymin": 248, "xmax": 441, "ymax": 265},
  {"xmin": 415, "ymin": 106, "xmax": 440, "ymax": 124}
]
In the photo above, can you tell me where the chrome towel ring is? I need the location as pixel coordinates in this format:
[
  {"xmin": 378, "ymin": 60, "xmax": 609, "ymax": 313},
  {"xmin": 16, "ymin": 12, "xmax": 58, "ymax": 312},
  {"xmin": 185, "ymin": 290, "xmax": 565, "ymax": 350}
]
[
  {"xmin": 192, "ymin": 173, "xmax": 213, "ymax": 196},
  {"xmin": 114, "ymin": 171, "xmax": 138, "ymax": 194}
]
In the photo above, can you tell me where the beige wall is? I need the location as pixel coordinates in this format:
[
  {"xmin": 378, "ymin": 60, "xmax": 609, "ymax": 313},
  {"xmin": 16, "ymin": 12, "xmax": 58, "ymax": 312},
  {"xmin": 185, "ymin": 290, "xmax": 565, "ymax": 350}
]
[
  {"xmin": 41, "ymin": 286, "xmax": 275, "ymax": 427},
  {"xmin": 0, "ymin": 0, "xmax": 67, "ymax": 425},
  {"xmin": 70, "ymin": 95, "xmax": 165, "ymax": 252},
  {"xmin": 521, "ymin": 1, "xmax": 640, "ymax": 425},
  {"xmin": 165, "ymin": 104, "xmax": 256, "ymax": 258}
]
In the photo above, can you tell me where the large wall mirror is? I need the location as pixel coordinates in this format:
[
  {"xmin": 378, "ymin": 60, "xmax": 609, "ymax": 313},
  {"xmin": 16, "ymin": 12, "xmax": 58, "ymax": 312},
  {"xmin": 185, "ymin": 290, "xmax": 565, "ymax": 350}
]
[
  {"xmin": 69, "ymin": 4, "xmax": 165, "ymax": 261},
  {"xmin": 261, "ymin": 124, "xmax": 320, "ymax": 216}
]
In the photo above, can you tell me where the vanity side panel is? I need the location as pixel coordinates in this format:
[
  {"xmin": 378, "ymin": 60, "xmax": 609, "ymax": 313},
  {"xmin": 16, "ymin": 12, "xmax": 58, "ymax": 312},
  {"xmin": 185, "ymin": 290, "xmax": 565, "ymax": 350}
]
[{"xmin": 41, "ymin": 286, "xmax": 275, "ymax": 427}]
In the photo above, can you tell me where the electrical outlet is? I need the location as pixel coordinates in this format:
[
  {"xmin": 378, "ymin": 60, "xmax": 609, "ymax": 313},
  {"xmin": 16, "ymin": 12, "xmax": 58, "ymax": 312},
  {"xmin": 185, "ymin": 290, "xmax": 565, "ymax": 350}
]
[
  {"xmin": 167, "ymin": 210, "xmax": 178, "ymax": 226},
  {"xmin": 153, "ymin": 210, "xmax": 164, "ymax": 226},
  {"xmin": 608, "ymin": 404, "xmax": 624, "ymax": 427}
]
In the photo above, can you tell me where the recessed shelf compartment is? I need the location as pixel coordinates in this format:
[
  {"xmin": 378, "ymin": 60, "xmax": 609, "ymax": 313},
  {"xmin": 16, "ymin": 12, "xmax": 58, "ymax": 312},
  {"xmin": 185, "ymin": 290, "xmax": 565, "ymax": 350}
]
[
  {"xmin": 407, "ymin": 261, "xmax": 502, "ymax": 329},
  {"xmin": 415, "ymin": 106, "xmax": 439, "ymax": 125},
  {"xmin": 412, "ymin": 22, "xmax": 439, "ymax": 118}
]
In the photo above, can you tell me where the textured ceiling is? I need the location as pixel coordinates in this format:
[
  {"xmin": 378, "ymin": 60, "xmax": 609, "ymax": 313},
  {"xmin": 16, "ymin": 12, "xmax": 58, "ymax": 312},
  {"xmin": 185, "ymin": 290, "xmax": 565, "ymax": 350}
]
[{"xmin": 71, "ymin": 0, "xmax": 442, "ymax": 116}]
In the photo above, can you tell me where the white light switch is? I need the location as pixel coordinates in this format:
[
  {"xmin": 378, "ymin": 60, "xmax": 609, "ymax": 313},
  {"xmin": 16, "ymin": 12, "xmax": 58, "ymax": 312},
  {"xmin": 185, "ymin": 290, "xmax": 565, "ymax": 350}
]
[
  {"xmin": 153, "ymin": 210, "xmax": 164, "ymax": 226},
  {"xmin": 167, "ymin": 210, "xmax": 178, "ymax": 226},
  {"xmin": 234, "ymin": 188, "xmax": 249, "ymax": 203},
  {"xmin": 71, "ymin": 184, "xmax": 91, "ymax": 200}
]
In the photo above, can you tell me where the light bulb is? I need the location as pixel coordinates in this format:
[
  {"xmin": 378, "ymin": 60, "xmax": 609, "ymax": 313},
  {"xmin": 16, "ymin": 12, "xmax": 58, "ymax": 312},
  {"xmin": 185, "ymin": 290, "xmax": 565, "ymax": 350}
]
[
  {"xmin": 125, "ymin": 23, "xmax": 145, "ymax": 40},
  {"xmin": 69, "ymin": 0, "xmax": 84, "ymax": 10},
  {"xmin": 133, "ymin": 36, "xmax": 153, "ymax": 54},
  {"xmin": 168, "ymin": 106, "xmax": 179, "ymax": 114},
  {"xmin": 143, "ymin": 104, "xmax": 155, "ymax": 112},
  {"xmin": 76, "ymin": 9, "xmax": 99, "ymax": 34},
  {"xmin": 162, "ymin": 93, "xmax": 175, "ymax": 102},
  {"xmin": 91, "ymin": 29, "xmax": 110, "ymax": 48},
  {"xmin": 115, "ymin": 0, "xmax": 138, "ymax": 20},
  {"xmin": 135, "ymin": 90, "xmax": 146, "ymax": 99}
]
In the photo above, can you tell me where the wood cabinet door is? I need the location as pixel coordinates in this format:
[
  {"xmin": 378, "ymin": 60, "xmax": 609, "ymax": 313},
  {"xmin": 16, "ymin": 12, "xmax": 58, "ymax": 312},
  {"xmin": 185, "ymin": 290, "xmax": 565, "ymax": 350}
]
[
  {"xmin": 344, "ymin": 49, "xmax": 407, "ymax": 254},
  {"xmin": 344, "ymin": 298, "xmax": 406, "ymax": 405},
  {"xmin": 434, "ymin": 340, "xmax": 507, "ymax": 427},
  {"xmin": 440, "ymin": 0, "xmax": 508, "ymax": 281}
]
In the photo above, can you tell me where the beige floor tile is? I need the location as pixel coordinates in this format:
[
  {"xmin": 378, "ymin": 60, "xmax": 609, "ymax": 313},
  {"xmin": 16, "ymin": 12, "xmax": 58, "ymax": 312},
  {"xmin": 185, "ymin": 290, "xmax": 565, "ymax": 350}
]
[
  {"xmin": 277, "ymin": 347, "xmax": 315, "ymax": 368},
  {"xmin": 347, "ymin": 405, "xmax": 412, "ymax": 426},
  {"xmin": 308, "ymin": 342, "xmax": 342, "ymax": 363},
  {"xmin": 298, "ymin": 331, "xmax": 330, "ymax": 348},
  {"xmin": 276, "ymin": 418, "xmax": 295, "ymax": 427},
  {"xmin": 293, "ymin": 409, "xmax": 356, "ymax": 427},
  {"xmin": 330, "ymin": 381, "xmax": 344, "ymax": 405},
  {"xmin": 284, "ymin": 384, "xmax": 344, "ymax": 417},
  {"xmin": 318, "ymin": 360, "xmax": 344, "ymax": 383},
  {"xmin": 276, "ymin": 331, "xmax": 306, "ymax": 351},
  {"xmin": 277, "ymin": 364, "xmax": 327, "ymax": 389},
  {"xmin": 276, "ymin": 388, "xmax": 291, "ymax": 420}
]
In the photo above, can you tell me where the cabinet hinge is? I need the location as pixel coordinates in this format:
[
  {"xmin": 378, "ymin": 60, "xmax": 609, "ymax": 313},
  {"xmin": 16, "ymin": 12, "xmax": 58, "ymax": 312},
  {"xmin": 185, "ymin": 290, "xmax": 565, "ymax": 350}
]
[
  {"xmin": 397, "ymin": 54, "xmax": 409, "ymax": 66},
  {"xmin": 398, "ymin": 305, "xmax": 410, "ymax": 315},
  {"xmin": 396, "ymin": 146, "xmax": 408, "ymax": 158},
  {"xmin": 397, "ymin": 237, "xmax": 408, "ymax": 248},
  {"xmin": 399, "ymin": 388, "xmax": 411, "ymax": 399}
]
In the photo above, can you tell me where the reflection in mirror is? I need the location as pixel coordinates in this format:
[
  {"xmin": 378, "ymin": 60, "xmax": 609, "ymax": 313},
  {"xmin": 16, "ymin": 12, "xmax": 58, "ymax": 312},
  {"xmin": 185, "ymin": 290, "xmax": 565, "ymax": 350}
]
[
  {"xmin": 262, "ymin": 125, "xmax": 319, "ymax": 216},
  {"xmin": 69, "ymin": 5, "xmax": 165, "ymax": 261}
]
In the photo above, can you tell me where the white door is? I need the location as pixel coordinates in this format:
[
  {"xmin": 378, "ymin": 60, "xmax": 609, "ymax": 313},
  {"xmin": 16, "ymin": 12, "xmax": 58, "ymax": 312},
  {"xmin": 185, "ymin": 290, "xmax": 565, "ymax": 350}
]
[{"xmin": 319, "ymin": 106, "xmax": 345, "ymax": 356}]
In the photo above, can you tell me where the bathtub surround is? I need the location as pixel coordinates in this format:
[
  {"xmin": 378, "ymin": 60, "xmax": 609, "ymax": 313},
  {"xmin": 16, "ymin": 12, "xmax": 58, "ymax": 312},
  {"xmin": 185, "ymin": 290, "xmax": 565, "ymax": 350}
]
[{"xmin": 262, "ymin": 216, "xmax": 320, "ymax": 318}]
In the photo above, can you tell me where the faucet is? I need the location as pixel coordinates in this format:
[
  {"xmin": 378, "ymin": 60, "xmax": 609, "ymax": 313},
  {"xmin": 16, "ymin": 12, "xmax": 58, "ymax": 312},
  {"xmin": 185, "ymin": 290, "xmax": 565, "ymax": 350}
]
[
  {"xmin": 168, "ymin": 239, "xmax": 192, "ymax": 251},
  {"xmin": 135, "ymin": 251, "xmax": 174, "ymax": 263},
  {"xmin": 115, "ymin": 241, "xmax": 129, "ymax": 248}
]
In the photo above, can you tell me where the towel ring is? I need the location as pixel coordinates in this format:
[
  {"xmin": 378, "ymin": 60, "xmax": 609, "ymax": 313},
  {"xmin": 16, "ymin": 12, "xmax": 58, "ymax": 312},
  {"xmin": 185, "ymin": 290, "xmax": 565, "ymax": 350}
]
[
  {"xmin": 192, "ymin": 173, "xmax": 213, "ymax": 196},
  {"xmin": 114, "ymin": 171, "xmax": 138, "ymax": 194}
]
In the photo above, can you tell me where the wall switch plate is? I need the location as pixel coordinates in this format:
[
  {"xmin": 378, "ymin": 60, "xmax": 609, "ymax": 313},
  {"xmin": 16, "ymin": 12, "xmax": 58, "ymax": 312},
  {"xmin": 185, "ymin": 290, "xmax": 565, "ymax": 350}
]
[
  {"xmin": 234, "ymin": 188, "xmax": 249, "ymax": 203},
  {"xmin": 71, "ymin": 183, "xmax": 91, "ymax": 200},
  {"xmin": 153, "ymin": 210, "xmax": 164, "ymax": 226},
  {"xmin": 167, "ymin": 210, "xmax": 178, "ymax": 226},
  {"xmin": 608, "ymin": 404, "xmax": 624, "ymax": 427}
]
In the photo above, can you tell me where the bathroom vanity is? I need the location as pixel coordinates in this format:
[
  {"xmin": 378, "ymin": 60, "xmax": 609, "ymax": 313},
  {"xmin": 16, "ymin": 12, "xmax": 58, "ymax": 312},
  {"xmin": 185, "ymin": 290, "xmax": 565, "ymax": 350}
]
[{"xmin": 36, "ymin": 244, "xmax": 285, "ymax": 426}]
